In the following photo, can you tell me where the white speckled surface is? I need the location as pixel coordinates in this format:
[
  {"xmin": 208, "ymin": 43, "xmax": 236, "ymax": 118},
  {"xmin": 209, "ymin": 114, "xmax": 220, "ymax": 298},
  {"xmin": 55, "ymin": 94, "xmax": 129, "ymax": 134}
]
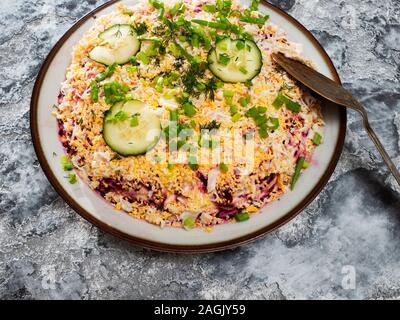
[{"xmin": 0, "ymin": 0, "xmax": 399, "ymax": 300}]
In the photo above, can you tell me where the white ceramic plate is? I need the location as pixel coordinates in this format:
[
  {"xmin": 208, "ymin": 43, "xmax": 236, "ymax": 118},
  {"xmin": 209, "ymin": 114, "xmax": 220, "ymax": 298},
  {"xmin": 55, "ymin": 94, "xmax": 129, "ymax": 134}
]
[{"xmin": 31, "ymin": 0, "xmax": 346, "ymax": 252}]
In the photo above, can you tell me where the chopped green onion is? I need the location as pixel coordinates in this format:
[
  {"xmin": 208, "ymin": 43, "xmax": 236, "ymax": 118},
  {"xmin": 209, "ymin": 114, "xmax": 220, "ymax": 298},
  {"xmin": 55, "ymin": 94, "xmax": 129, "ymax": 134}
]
[
  {"xmin": 246, "ymin": 106, "xmax": 267, "ymax": 128},
  {"xmin": 157, "ymin": 6, "xmax": 165, "ymax": 20},
  {"xmin": 239, "ymin": 96, "xmax": 250, "ymax": 107},
  {"xmin": 130, "ymin": 115, "xmax": 139, "ymax": 127},
  {"xmin": 236, "ymin": 40, "xmax": 245, "ymax": 50},
  {"xmin": 149, "ymin": 0, "xmax": 164, "ymax": 9},
  {"xmin": 192, "ymin": 19, "xmax": 230, "ymax": 30},
  {"xmin": 196, "ymin": 82, "xmax": 206, "ymax": 91},
  {"xmin": 144, "ymin": 40, "xmax": 160, "ymax": 56},
  {"xmin": 138, "ymin": 36, "xmax": 162, "ymax": 42},
  {"xmin": 258, "ymin": 125, "xmax": 269, "ymax": 139},
  {"xmin": 174, "ymin": 42, "xmax": 194, "ymax": 62},
  {"xmin": 114, "ymin": 110, "xmax": 129, "ymax": 122},
  {"xmin": 136, "ymin": 52, "xmax": 150, "ymax": 65},
  {"xmin": 313, "ymin": 132, "xmax": 322, "ymax": 146},
  {"xmin": 223, "ymin": 90, "xmax": 235, "ymax": 98},
  {"xmin": 167, "ymin": 163, "xmax": 174, "ymax": 170},
  {"xmin": 130, "ymin": 56, "xmax": 138, "ymax": 64},
  {"xmin": 183, "ymin": 102, "xmax": 197, "ymax": 117},
  {"xmin": 230, "ymin": 24, "xmax": 244, "ymax": 35},
  {"xmin": 103, "ymin": 81, "xmax": 130, "ymax": 105},
  {"xmin": 188, "ymin": 156, "xmax": 199, "ymax": 170},
  {"xmin": 255, "ymin": 114, "xmax": 267, "ymax": 126},
  {"xmin": 272, "ymin": 91, "xmax": 285, "ymax": 109},
  {"xmin": 218, "ymin": 53, "xmax": 231, "ymax": 65},
  {"xmin": 164, "ymin": 91, "xmax": 176, "ymax": 100},
  {"xmin": 96, "ymin": 63, "xmax": 118, "ymax": 82},
  {"xmin": 235, "ymin": 211, "xmax": 250, "ymax": 222},
  {"xmin": 291, "ymin": 157, "xmax": 305, "ymax": 190},
  {"xmin": 239, "ymin": 14, "xmax": 269, "ymax": 25},
  {"xmin": 229, "ymin": 104, "xmax": 238, "ymax": 114},
  {"xmin": 216, "ymin": 81, "xmax": 224, "ymax": 89},
  {"xmin": 216, "ymin": 0, "xmax": 233, "ymax": 17},
  {"xmin": 241, "ymin": 32, "xmax": 254, "ymax": 41},
  {"xmin": 203, "ymin": 4, "xmax": 217, "ymax": 13},
  {"xmin": 266, "ymin": 117, "xmax": 279, "ymax": 130},
  {"xmin": 257, "ymin": 106, "xmax": 267, "ymax": 113},
  {"xmin": 191, "ymin": 34, "xmax": 200, "ymax": 48},
  {"xmin": 231, "ymin": 113, "xmax": 241, "ymax": 122},
  {"xmin": 170, "ymin": 110, "xmax": 178, "ymax": 122},
  {"xmin": 68, "ymin": 173, "xmax": 77, "ymax": 184},
  {"xmin": 192, "ymin": 26, "xmax": 212, "ymax": 50},
  {"xmin": 90, "ymin": 81, "xmax": 99, "ymax": 103},
  {"xmin": 245, "ymin": 106, "xmax": 258, "ymax": 119},
  {"xmin": 250, "ymin": 0, "xmax": 261, "ymax": 11},
  {"xmin": 175, "ymin": 16, "xmax": 186, "ymax": 26},
  {"xmin": 61, "ymin": 156, "xmax": 73, "ymax": 171},
  {"xmin": 126, "ymin": 66, "xmax": 138, "ymax": 73},
  {"xmin": 169, "ymin": 43, "xmax": 182, "ymax": 57},
  {"xmin": 273, "ymin": 91, "xmax": 301, "ymax": 113},
  {"xmin": 219, "ymin": 163, "xmax": 229, "ymax": 173},
  {"xmin": 285, "ymin": 98, "xmax": 301, "ymax": 113},
  {"xmin": 169, "ymin": 2, "xmax": 186, "ymax": 16},
  {"xmin": 183, "ymin": 216, "xmax": 195, "ymax": 229}
]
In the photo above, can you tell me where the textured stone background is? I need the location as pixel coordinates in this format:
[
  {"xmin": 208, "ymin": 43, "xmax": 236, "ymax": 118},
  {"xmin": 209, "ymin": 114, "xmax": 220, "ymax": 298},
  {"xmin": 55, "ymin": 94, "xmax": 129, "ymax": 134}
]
[{"xmin": 1, "ymin": 0, "xmax": 400, "ymax": 300}]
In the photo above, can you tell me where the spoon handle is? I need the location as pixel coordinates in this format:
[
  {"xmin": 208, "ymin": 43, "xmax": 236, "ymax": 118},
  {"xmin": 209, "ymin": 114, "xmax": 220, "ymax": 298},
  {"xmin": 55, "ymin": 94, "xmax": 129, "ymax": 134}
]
[
  {"xmin": 363, "ymin": 118, "xmax": 400, "ymax": 186},
  {"xmin": 353, "ymin": 101, "xmax": 400, "ymax": 186},
  {"xmin": 270, "ymin": 53, "xmax": 400, "ymax": 186}
]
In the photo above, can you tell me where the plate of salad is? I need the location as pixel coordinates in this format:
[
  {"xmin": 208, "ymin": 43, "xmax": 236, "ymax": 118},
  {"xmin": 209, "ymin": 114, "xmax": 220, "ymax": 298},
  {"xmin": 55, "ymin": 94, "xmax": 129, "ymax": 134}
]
[{"xmin": 31, "ymin": 0, "xmax": 346, "ymax": 252}]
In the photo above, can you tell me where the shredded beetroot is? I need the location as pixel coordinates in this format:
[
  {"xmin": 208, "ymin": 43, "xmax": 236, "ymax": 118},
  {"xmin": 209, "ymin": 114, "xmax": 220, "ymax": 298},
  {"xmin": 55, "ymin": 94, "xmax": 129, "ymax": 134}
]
[
  {"xmin": 196, "ymin": 171, "xmax": 208, "ymax": 192},
  {"xmin": 214, "ymin": 185, "xmax": 240, "ymax": 220},
  {"xmin": 95, "ymin": 178, "xmax": 166, "ymax": 209},
  {"xmin": 258, "ymin": 174, "xmax": 278, "ymax": 202},
  {"xmin": 57, "ymin": 91, "xmax": 65, "ymax": 104},
  {"xmin": 58, "ymin": 120, "xmax": 76, "ymax": 155},
  {"xmin": 265, "ymin": 173, "xmax": 277, "ymax": 184},
  {"xmin": 233, "ymin": 168, "xmax": 241, "ymax": 178},
  {"xmin": 57, "ymin": 119, "xmax": 65, "ymax": 137},
  {"xmin": 216, "ymin": 204, "xmax": 240, "ymax": 220},
  {"xmin": 95, "ymin": 178, "xmax": 121, "ymax": 197}
]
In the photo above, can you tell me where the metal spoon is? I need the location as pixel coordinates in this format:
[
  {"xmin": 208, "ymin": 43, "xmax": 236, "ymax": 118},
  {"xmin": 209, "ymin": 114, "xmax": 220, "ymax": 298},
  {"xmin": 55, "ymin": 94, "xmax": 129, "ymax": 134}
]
[{"xmin": 272, "ymin": 52, "xmax": 400, "ymax": 186}]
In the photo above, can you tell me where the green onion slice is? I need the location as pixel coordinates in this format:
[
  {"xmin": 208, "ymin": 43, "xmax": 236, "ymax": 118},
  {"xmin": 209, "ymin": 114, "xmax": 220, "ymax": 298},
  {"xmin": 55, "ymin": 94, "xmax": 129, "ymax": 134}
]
[
  {"xmin": 235, "ymin": 212, "xmax": 250, "ymax": 222},
  {"xmin": 291, "ymin": 157, "xmax": 305, "ymax": 190}
]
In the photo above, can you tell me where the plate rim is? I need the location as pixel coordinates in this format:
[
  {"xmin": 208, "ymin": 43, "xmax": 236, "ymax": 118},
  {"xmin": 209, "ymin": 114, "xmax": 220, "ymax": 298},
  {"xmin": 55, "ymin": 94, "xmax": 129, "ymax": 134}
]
[{"xmin": 30, "ymin": 0, "xmax": 347, "ymax": 253}]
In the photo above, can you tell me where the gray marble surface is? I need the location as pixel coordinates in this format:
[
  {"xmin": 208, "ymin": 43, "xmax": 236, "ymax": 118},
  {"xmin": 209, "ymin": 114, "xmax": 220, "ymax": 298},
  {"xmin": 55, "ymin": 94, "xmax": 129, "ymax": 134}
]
[{"xmin": 0, "ymin": 0, "xmax": 399, "ymax": 300}]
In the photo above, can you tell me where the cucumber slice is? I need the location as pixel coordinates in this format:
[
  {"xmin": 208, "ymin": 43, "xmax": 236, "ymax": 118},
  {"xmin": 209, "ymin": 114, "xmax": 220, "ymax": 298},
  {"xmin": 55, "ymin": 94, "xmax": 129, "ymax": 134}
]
[
  {"xmin": 89, "ymin": 24, "xmax": 140, "ymax": 65},
  {"xmin": 208, "ymin": 38, "xmax": 263, "ymax": 83},
  {"xmin": 103, "ymin": 100, "xmax": 161, "ymax": 156}
]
